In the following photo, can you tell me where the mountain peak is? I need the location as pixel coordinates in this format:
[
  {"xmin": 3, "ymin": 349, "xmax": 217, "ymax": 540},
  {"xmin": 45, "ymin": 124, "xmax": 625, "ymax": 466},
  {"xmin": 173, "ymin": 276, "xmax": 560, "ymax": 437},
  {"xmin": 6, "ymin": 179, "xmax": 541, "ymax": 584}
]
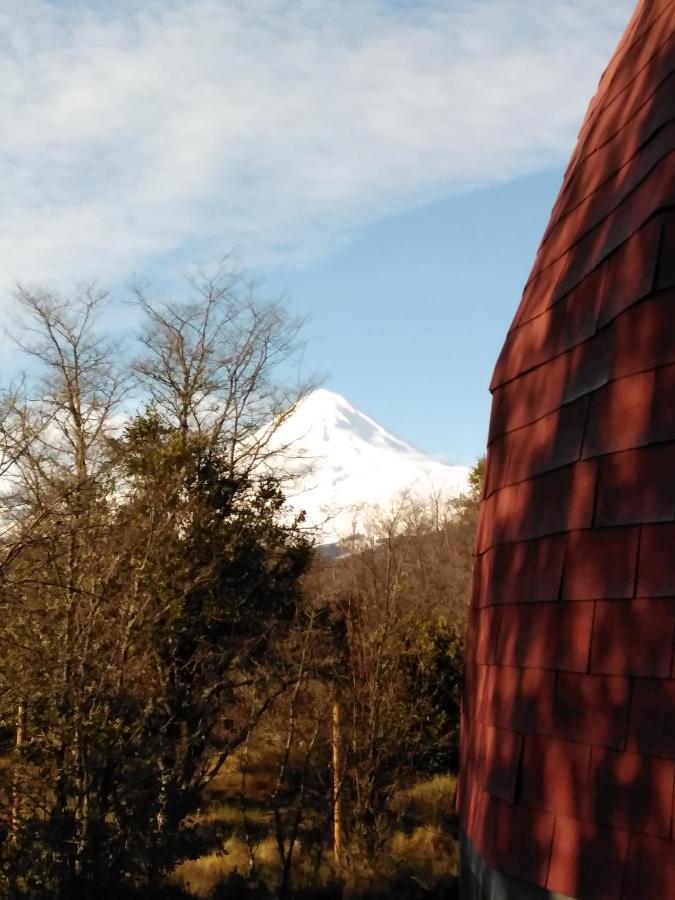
[
  {"xmin": 269, "ymin": 389, "xmax": 469, "ymax": 544},
  {"xmin": 292, "ymin": 389, "xmax": 417, "ymax": 456},
  {"xmin": 299, "ymin": 387, "xmax": 352, "ymax": 409}
]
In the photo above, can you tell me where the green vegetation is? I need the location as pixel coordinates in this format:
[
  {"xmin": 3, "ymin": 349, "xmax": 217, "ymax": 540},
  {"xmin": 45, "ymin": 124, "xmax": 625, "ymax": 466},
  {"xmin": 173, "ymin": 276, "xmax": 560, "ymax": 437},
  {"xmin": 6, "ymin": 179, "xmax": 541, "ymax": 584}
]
[{"xmin": 0, "ymin": 268, "xmax": 480, "ymax": 898}]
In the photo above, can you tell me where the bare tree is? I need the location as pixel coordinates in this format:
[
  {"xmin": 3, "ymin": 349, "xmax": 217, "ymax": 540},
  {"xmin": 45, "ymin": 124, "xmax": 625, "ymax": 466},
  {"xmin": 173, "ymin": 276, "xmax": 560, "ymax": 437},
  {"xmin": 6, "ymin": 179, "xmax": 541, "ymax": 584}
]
[
  {"xmin": 132, "ymin": 261, "xmax": 317, "ymax": 478},
  {"xmin": 0, "ymin": 285, "xmax": 129, "ymax": 892},
  {"xmin": 316, "ymin": 492, "xmax": 472, "ymax": 862}
]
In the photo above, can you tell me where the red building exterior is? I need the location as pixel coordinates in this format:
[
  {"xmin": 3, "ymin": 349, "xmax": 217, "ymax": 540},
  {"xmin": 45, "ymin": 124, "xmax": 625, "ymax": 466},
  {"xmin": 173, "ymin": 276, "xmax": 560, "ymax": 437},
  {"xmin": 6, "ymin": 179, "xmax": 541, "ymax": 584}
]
[{"xmin": 459, "ymin": 2, "xmax": 675, "ymax": 898}]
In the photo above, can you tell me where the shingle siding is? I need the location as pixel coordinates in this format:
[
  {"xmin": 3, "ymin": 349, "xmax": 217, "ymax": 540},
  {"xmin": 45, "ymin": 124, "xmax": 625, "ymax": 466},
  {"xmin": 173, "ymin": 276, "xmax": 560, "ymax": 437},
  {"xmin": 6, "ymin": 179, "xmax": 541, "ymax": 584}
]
[{"xmin": 460, "ymin": 2, "xmax": 675, "ymax": 897}]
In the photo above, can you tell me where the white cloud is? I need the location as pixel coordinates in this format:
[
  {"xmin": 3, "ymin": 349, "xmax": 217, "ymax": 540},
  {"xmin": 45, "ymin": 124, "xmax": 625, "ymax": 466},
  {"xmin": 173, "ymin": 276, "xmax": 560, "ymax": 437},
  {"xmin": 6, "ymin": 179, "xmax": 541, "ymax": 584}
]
[{"xmin": 0, "ymin": 0, "xmax": 633, "ymax": 287}]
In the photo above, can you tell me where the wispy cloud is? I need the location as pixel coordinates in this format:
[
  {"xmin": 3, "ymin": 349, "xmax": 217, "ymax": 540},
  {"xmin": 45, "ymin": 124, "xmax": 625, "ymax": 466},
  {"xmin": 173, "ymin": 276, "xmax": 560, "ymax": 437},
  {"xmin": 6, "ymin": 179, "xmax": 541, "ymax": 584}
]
[{"xmin": 0, "ymin": 0, "xmax": 633, "ymax": 285}]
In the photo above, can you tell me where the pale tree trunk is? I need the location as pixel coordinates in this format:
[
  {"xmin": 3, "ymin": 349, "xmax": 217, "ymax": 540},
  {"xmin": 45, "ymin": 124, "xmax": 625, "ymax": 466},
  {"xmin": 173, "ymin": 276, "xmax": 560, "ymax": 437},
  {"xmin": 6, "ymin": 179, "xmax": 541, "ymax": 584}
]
[
  {"xmin": 332, "ymin": 699, "xmax": 344, "ymax": 864},
  {"xmin": 11, "ymin": 701, "xmax": 27, "ymax": 841},
  {"xmin": 74, "ymin": 726, "xmax": 90, "ymax": 878},
  {"xmin": 239, "ymin": 738, "xmax": 258, "ymax": 879}
]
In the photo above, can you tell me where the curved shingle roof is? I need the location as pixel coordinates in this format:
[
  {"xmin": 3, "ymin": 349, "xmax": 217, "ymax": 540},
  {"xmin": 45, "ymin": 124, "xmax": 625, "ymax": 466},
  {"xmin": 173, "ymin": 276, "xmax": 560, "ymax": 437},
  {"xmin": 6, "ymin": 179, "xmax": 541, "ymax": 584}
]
[{"xmin": 460, "ymin": 2, "xmax": 675, "ymax": 897}]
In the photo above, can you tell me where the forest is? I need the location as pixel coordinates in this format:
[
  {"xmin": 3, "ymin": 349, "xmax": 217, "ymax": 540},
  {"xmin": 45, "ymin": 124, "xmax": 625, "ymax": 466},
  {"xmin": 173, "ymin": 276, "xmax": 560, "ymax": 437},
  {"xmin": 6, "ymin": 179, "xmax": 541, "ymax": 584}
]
[{"xmin": 0, "ymin": 266, "xmax": 480, "ymax": 900}]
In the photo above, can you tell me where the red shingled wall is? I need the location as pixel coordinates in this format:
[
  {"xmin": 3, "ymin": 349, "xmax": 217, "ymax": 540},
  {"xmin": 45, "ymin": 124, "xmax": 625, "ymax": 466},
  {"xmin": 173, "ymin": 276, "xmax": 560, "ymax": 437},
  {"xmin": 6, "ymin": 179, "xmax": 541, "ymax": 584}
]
[{"xmin": 459, "ymin": 1, "xmax": 675, "ymax": 897}]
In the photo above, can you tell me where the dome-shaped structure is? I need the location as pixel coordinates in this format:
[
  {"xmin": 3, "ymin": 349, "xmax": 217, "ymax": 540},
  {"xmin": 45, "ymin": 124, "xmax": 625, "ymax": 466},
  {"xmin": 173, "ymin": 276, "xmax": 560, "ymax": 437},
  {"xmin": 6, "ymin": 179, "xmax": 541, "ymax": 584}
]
[{"xmin": 460, "ymin": 2, "xmax": 675, "ymax": 898}]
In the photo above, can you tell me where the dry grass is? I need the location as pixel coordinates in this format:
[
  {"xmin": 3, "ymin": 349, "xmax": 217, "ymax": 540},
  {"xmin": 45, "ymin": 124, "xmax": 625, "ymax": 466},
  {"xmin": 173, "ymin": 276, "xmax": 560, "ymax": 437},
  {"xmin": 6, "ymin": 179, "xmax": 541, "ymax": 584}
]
[
  {"xmin": 389, "ymin": 825, "xmax": 458, "ymax": 878},
  {"xmin": 390, "ymin": 774, "xmax": 457, "ymax": 826},
  {"xmin": 174, "ymin": 836, "xmax": 280, "ymax": 896},
  {"xmin": 174, "ymin": 771, "xmax": 459, "ymax": 898},
  {"xmin": 191, "ymin": 801, "xmax": 268, "ymax": 827}
]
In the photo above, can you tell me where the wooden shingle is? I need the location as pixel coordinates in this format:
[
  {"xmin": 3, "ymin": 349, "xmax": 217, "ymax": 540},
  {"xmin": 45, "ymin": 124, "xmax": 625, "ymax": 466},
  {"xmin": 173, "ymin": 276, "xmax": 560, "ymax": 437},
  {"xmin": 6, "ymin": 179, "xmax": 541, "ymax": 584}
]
[{"xmin": 461, "ymin": 5, "xmax": 675, "ymax": 892}]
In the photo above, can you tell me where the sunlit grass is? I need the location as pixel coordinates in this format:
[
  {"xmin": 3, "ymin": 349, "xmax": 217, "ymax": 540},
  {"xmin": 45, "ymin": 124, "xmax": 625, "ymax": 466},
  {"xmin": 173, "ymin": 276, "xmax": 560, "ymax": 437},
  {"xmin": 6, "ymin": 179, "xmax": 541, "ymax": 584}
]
[
  {"xmin": 389, "ymin": 773, "xmax": 457, "ymax": 826},
  {"xmin": 174, "ymin": 772, "xmax": 458, "ymax": 898},
  {"xmin": 174, "ymin": 836, "xmax": 279, "ymax": 896}
]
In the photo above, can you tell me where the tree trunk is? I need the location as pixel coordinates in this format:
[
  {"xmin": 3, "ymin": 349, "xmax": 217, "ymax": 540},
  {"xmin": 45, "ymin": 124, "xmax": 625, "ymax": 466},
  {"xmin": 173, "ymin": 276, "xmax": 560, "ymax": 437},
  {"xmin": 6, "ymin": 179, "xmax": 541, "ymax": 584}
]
[
  {"xmin": 332, "ymin": 699, "xmax": 343, "ymax": 864},
  {"xmin": 11, "ymin": 701, "xmax": 26, "ymax": 841}
]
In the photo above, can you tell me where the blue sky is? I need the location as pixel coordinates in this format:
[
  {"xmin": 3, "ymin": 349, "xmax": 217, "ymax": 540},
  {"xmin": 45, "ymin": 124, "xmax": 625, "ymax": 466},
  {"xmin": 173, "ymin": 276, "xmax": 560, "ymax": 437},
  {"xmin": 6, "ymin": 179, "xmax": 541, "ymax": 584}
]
[
  {"xmin": 0, "ymin": 1, "xmax": 636, "ymax": 463},
  {"xmin": 263, "ymin": 169, "xmax": 563, "ymax": 465}
]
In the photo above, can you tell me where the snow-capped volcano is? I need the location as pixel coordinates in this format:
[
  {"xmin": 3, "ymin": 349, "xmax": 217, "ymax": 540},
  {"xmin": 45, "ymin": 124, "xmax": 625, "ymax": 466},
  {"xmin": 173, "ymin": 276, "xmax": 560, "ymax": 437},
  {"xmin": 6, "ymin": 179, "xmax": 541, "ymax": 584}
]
[{"xmin": 267, "ymin": 389, "xmax": 470, "ymax": 544}]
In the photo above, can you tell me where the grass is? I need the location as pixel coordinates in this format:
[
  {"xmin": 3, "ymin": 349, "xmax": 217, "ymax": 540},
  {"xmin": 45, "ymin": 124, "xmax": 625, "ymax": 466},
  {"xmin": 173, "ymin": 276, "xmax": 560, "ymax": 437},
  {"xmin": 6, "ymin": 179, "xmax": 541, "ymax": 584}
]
[
  {"xmin": 390, "ymin": 774, "xmax": 457, "ymax": 827},
  {"xmin": 192, "ymin": 802, "xmax": 269, "ymax": 827},
  {"xmin": 175, "ymin": 836, "xmax": 279, "ymax": 897},
  {"xmin": 389, "ymin": 825, "xmax": 459, "ymax": 881},
  {"xmin": 172, "ymin": 760, "xmax": 459, "ymax": 899}
]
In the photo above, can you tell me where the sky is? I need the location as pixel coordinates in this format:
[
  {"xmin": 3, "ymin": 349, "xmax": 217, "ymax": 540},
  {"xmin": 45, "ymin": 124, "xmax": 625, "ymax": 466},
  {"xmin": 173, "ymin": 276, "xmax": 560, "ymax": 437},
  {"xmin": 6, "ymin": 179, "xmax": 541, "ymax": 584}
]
[{"xmin": 0, "ymin": 0, "xmax": 636, "ymax": 464}]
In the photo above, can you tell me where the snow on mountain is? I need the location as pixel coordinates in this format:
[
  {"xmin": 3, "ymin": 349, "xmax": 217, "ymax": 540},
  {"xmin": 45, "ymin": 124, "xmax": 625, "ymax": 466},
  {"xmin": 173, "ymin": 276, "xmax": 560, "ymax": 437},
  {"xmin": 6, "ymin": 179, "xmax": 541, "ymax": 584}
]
[{"xmin": 265, "ymin": 389, "xmax": 470, "ymax": 545}]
